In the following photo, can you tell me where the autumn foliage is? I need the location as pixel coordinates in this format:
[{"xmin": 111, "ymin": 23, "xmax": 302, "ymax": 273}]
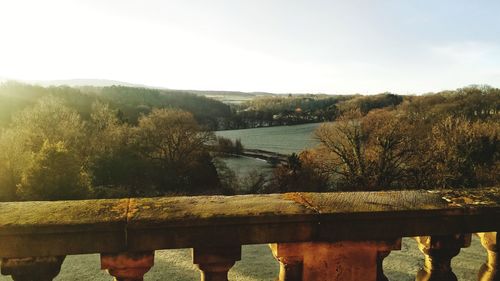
[{"xmin": 271, "ymin": 86, "xmax": 499, "ymax": 191}]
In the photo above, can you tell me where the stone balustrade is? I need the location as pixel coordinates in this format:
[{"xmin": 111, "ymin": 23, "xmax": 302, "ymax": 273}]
[{"xmin": 0, "ymin": 188, "xmax": 499, "ymax": 281}]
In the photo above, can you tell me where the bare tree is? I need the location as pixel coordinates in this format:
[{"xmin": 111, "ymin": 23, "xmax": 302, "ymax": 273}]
[{"xmin": 316, "ymin": 110, "xmax": 414, "ymax": 190}]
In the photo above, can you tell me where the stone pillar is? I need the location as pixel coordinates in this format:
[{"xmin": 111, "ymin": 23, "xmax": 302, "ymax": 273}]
[
  {"xmin": 1, "ymin": 256, "xmax": 65, "ymax": 281},
  {"xmin": 270, "ymin": 239, "xmax": 401, "ymax": 281},
  {"xmin": 100, "ymin": 251, "xmax": 154, "ymax": 281},
  {"xmin": 478, "ymin": 232, "xmax": 499, "ymax": 281},
  {"xmin": 415, "ymin": 234, "xmax": 471, "ymax": 281},
  {"xmin": 192, "ymin": 246, "xmax": 241, "ymax": 281}
]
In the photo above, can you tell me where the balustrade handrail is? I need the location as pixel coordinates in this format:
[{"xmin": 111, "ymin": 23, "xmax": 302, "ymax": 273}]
[{"xmin": 0, "ymin": 187, "xmax": 499, "ymax": 280}]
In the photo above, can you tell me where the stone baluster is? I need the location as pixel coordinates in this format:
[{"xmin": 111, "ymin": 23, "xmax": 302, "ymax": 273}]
[
  {"xmin": 192, "ymin": 246, "xmax": 241, "ymax": 281},
  {"xmin": 377, "ymin": 250, "xmax": 393, "ymax": 281},
  {"xmin": 415, "ymin": 234, "xmax": 471, "ymax": 281},
  {"xmin": 269, "ymin": 243, "xmax": 303, "ymax": 281},
  {"xmin": 100, "ymin": 251, "xmax": 154, "ymax": 281},
  {"xmin": 477, "ymin": 232, "xmax": 498, "ymax": 281},
  {"xmin": 270, "ymin": 239, "xmax": 401, "ymax": 281},
  {"xmin": 1, "ymin": 256, "xmax": 65, "ymax": 281}
]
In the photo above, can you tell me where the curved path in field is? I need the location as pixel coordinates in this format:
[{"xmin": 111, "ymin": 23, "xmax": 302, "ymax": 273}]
[{"xmin": 240, "ymin": 149, "xmax": 289, "ymax": 165}]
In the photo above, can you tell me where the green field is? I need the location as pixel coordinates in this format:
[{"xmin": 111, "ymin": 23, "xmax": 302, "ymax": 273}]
[
  {"xmin": 216, "ymin": 123, "xmax": 321, "ymax": 155},
  {"xmin": 216, "ymin": 123, "xmax": 322, "ymax": 179}
]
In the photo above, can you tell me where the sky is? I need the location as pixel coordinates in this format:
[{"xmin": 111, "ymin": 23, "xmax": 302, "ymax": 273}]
[{"xmin": 0, "ymin": 0, "xmax": 499, "ymax": 94}]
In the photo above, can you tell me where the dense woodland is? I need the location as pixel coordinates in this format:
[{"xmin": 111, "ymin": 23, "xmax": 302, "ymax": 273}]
[
  {"xmin": 0, "ymin": 82, "xmax": 403, "ymax": 130},
  {"xmin": 0, "ymin": 82, "xmax": 232, "ymax": 130},
  {"xmin": 0, "ymin": 82, "xmax": 498, "ymax": 201},
  {"xmin": 228, "ymin": 93, "xmax": 403, "ymax": 128},
  {"xmin": 266, "ymin": 86, "xmax": 499, "ymax": 193}
]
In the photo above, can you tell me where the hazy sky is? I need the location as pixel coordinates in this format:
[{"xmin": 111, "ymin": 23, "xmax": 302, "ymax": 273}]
[{"xmin": 1, "ymin": 0, "xmax": 499, "ymax": 94}]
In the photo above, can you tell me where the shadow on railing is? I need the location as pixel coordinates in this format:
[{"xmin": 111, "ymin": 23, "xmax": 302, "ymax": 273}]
[{"xmin": 0, "ymin": 188, "xmax": 498, "ymax": 281}]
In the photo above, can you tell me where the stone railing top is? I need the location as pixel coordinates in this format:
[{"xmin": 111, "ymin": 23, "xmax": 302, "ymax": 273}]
[
  {"xmin": 0, "ymin": 199, "xmax": 129, "ymax": 235},
  {"xmin": 127, "ymin": 194, "xmax": 316, "ymax": 228},
  {"xmin": 0, "ymin": 188, "xmax": 499, "ymax": 257}
]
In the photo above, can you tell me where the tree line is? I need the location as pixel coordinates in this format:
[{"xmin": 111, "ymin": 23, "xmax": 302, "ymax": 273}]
[
  {"xmin": 0, "ymin": 98, "xmax": 231, "ymax": 201},
  {"xmin": 0, "ymin": 82, "xmax": 232, "ymax": 130},
  {"xmin": 0, "ymin": 82, "xmax": 406, "ymax": 131},
  {"xmin": 263, "ymin": 86, "xmax": 499, "ymax": 192},
  {"xmin": 0, "ymin": 83, "xmax": 498, "ymax": 201}
]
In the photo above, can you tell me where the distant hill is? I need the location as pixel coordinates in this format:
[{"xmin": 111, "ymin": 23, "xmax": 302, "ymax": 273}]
[
  {"xmin": 26, "ymin": 79, "xmax": 151, "ymax": 88},
  {"xmin": 0, "ymin": 82, "xmax": 233, "ymax": 130},
  {"xmin": 187, "ymin": 90, "xmax": 275, "ymax": 104},
  {"xmin": 0, "ymin": 78, "xmax": 282, "ymax": 106},
  {"xmin": 11, "ymin": 79, "xmax": 278, "ymax": 102},
  {"xmin": 187, "ymin": 90, "xmax": 275, "ymax": 97},
  {"xmin": 0, "ymin": 80, "xmax": 496, "ymax": 132}
]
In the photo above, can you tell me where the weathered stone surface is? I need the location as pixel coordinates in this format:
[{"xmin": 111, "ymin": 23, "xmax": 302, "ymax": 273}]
[
  {"xmin": 269, "ymin": 243, "xmax": 303, "ymax": 281},
  {"xmin": 101, "ymin": 251, "xmax": 154, "ymax": 281},
  {"xmin": 0, "ymin": 231, "xmax": 127, "ymax": 258},
  {"xmin": 127, "ymin": 194, "xmax": 316, "ymax": 227},
  {"xmin": 126, "ymin": 194, "xmax": 316, "ymax": 250},
  {"xmin": 290, "ymin": 190, "xmax": 463, "ymax": 241},
  {"xmin": 192, "ymin": 246, "xmax": 241, "ymax": 281},
  {"xmin": 0, "ymin": 199, "xmax": 129, "ymax": 235},
  {"xmin": 415, "ymin": 234, "xmax": 471, "ymax": 281},
  {"xmin": 283, "ymin": 189, "xmax": 500, "ymax": 241},
  {"xmin": 270, "ymin": 240, "xmax": 401, "ymax": 281},
  {"xmin": 477, "ymin": 232, "xmax": 499, "ymax": 281},
  {"xmin": 0, "ymin": 188, "xmax": 498, "ymax": 261},
  {"xmin": 437, "ymin": 188, "xmax": 500, "ymax": 208},
  {"xmin": 0, "ymin": 199, "xmax": 128, "ymax": 257},
  {"xmin": 437, "ymin": 188, "xmax": 500, "ymax": 233},
  {"xmin": 286, "ymin": 190, "xmax": 453, "ymax": 213},
  {"xmin": 1, "ymin": 255, "xmax": 65, "ymax": 281}
]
